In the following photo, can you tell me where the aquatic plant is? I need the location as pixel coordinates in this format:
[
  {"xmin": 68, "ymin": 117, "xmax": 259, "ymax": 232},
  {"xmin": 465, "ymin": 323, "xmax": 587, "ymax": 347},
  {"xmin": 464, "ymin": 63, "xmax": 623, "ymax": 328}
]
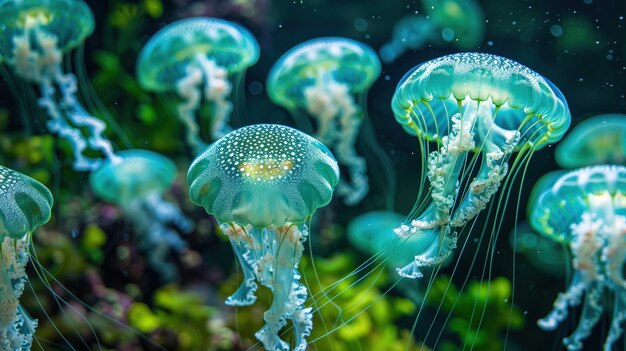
[
  {"xmin": 268, "ymin": 37, "xmax": 394, "ymax": 206},
  {"xmin": 0, "ymin": 165, "xmax": 52, "ymax": 350},
  {"xmin": 529, "ymin": 165, "xmax": 626, "ymax": 351},
  {"xmin": 391, "ymin": 52, "xmax": 570, "ymax": 278},
  {"xmin": 89, "ymin": 149, "xmax": 193, "ymax": 281},
  {"xmin": 137, "ymin": 17, "xmax": 259, "ymax": 154},
  {"xmin": 380, "ymin": 0, "xmax": 484, "ymax": 63},
  {"xmin": 188, "ymin": 124, "xmax": 339, "ymax": 351},
  {"xmin": 0, "ymin": 0, "xmax": 118, "ymax": 171},
  {"xmin": 555, "ymin": 113, "xmax": 626, "ymax": 168},
  {"xmin": 425, "ymin": 275, "xmax": 524, "ymax": 351}
]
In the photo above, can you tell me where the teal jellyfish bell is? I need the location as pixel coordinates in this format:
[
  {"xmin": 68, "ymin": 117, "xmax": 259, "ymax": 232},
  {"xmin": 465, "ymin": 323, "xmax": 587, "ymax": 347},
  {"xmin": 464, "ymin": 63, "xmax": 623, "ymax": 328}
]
[
  {"xmin": 0, "ymin": 165, "xmax": 52, "ymax": 239},
  {"xmin": 555, "ymin": 113, "xmax": 626, "ymax": 168},
  {"xmin": 0, "ymin": 165, "xmax": 53, "ymax": 350},
  {"xmin": 89, "ymin": 149, "xmax": 176, "ymax": 204},
  {"xmin": 0, "ymin": 0, "xmax": 116, "ymax": 171},
  {"xmin": 391, "ymin": 52, "xmax": 571, "ymax": 279},
  {"xmin": 267, "ymin": 37, "xmax": 382, "ymax": 206},
  {"xmin": 529, "ymin": 165, "xmax": 626, "ymax": 351},
  {"xmin": 90, "ymin": 150, "xmax": 192, "ymax": 281},
  {"xmin": 137, "ymin": 17, "xmax": 260, "ymax": 152},
  {"xmin": 188, "ymin": 124, "xmax": 339, "ymax": 351}
]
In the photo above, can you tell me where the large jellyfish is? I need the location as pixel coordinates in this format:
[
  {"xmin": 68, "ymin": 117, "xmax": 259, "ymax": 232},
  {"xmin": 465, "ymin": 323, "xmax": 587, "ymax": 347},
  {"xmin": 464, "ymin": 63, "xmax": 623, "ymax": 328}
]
[
  {"xmin": 267, "ymin": 37, "xmax": 385, "ymax": 206},
  {"xmin": 0, "ymin": 165, "xmax": 53, "ymax": 350},
  {"xmin": 90, "ymin": 149, "xmax": 193, "ymax": 281},
  {"xmin": 555, "ymin": 113, "xmax": 626, "ymax": 168},
  {"xmin": 0, "ymin": 0, "xmax": 118, "ymax": 171},
  {"xmin": 137, "ymin": 17, "xmax": 260, "ymax": 154},
  {"xmin": 379, "ymin": 0, "xmax": 484, "ymax": 63},
  {"xmin": 529, "ymin": 165, "xmax": 626, "ymax": 351},
  {"xmin": 391, "ymin": 52, "xmax": 570, "ymax": 278},
  {"xmin": 188, "ymin": 124, "xmax": 339, "ymax": 351}
]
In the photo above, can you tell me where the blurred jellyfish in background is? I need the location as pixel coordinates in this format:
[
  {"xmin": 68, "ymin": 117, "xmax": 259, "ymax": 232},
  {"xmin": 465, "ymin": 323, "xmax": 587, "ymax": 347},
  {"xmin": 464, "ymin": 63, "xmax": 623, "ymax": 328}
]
[
  {"xmin": 510, "ymin": 170, "xmax": 569, "ymax": 277},
  {"xmin": 555, "ymin": 113, "xmax": 626, "ymax": 168},
  {"xmin": 90, "ymin": 149, "xmax": 193, "ymax": 281},
  {"xmin": 137, "ymin": 17, "xmax": 260, "ymax": 154},
  {"xmin": 529, "ymin": 165, "xmax": 626, "ymax": 351},
  {"xmin": 347, "ymin": 211, "xmax": 436, "ymax": 303},
  {"xmin": 380, "ymin": 0, "xmax": 484, "ymax": 64},
  {"xmin": 188, "ymin": 124, "xmax": 339, "ymax": 351},
  {"xmin": 0, "ymin": 165, "xmax": 53, "ymax": 350},
  {"xmin": 0, "ymin": 0, "xmax": 118, "ymax": 171},
  {"xmin": 268, "ymin": 37, "xmax": 395, "ymax": 207},
  {"xmin": 391, "ymin": 52, "xmax": 570, "ymax": 279}
]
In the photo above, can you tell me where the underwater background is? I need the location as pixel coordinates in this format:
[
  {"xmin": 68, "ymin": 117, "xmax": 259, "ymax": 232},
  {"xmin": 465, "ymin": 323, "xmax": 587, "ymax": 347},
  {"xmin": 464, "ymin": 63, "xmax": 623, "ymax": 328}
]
[{"xmin": 0, "ymin": 0, "xmax": 625, "ymax": 350}]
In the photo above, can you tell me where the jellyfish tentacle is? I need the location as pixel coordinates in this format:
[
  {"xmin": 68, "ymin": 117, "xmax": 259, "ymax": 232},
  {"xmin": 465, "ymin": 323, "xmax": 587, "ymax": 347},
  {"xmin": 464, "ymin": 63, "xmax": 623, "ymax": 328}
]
[
  {"xmin": 197, "ymin": 55, "xmax": 233, "ymax": 140},
  {"xmin": 563, "ymin": 280, "xmax": 604, "ymax": 351},
  {"xmin": 175, "ymin": 59, "xmax": 206, "ymax": 153},
  {"xmin": 253, "ymin": 223, "xmax": 311, "ymax": 351},
  {"xmin": 11, "ymin": 17, "xmax": 117, "ymax": 171},
  {"xmin": 304, "ymin": 79, "xmax": 368, "ymax": 205},
  {"xmin": 221, "ymin": 224, "xmax": 259, "ymax": 306}
]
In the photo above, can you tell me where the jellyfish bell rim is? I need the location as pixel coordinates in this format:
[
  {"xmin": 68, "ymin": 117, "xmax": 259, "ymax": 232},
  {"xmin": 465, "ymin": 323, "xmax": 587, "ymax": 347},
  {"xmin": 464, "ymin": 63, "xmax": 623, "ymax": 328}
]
[
  {"xmin": 555, "ymin": 113, "xmax": 626, "ymax": 169},
  {"xmin": 0, "ymin": 165, "xmax": 53, "ymax": 239},
  {"xmin": 89, "ymin": 149, "xmax": 177, "ymax": 205},
  {"xmin": 136, "ymin": 16, "xmax": 260, "ymax": 92},
  {"xmin": 392, "ymin": 52, "xmax": 571, "ymax": 149},
  {"xmin": 266, "ymin": 36, "xmax": 381, "ymax": 109},
  {"xmin": 187, "ymin": 124, "xmax": 340, "ymax": 228},
  {"xmin": 0, "ymin": 0, "xmax": 95, "ymax": 58},
  {"xmin": 529, "ymin": 164, "xmax": 626, "ymax": 242}
]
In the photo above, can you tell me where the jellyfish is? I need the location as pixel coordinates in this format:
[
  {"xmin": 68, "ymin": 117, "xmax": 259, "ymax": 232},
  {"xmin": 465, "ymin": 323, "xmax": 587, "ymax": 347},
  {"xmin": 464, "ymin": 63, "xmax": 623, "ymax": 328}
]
[
  {"xmin": 187, "ymin": 124, "xmax": 339, "ymax": 351},
  {"xmin": 0, "ymin": 165, "xmax": 53, "ymax": 350},
  {"xmin": 137, "ymin": 17, "xmax": 260, "ymax": 154},
  {"xmin": 555, "ymin": 113, "xmax": 626, "ymax": 168},
  {"xmin": 0, "ymin": 0, "xmax": 118, "ymax": 171},
  {"xmin": 89, "ymin": 149, "xmax": 193, "ymax": 281},
  {"xmin": 529, "ymin": 165, "xmax": 626, "ymax": 351},
  {"xmin": 390, "ymin": 52, "xmax": 570, "ymax": 278},
  {"xmin": 379, "ymin": 0, "xmax": 484, "ymax": 64},
  {"xmin": 267, "ymin": 37, "xmax": 388, "ymax": 206}
]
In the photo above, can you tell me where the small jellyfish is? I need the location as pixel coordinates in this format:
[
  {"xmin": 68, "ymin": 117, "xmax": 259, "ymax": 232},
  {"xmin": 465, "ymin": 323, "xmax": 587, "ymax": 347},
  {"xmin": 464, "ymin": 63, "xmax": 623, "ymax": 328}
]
[
  {"xmin": 188, "ymin": 124, "xmax": 339, "ymax": 351},
  {"xmin": 529, "ymin": 165, "xmax": 626, "ymax": 351},
  {"xmin": 0, "ymin": 165, "xmax": 53, "ymax": 350},
  {"xmin": 555, "ymin": 113, "xmax": 626, "ymax": 168},
  {"xmin": 137, "ymin": 17, "xmax": 259, "ymax": 153},
  {"xmin": 267, "ymin": 37, "xmax": 387, "ymax": 206},
  {"xmin": 0, "ymin": 0, "xmax": 118, "ymax": 171},
  {"xmin": 379, "ymin": 0, "xmax": 484, "ymax": 63},
  {"xmin": 391, "ymin": 52, "xmax": 570, "ymax": 278},
  {"xmin": 90, "ymin": 149, "xmax": 193, "ymax": 281}
]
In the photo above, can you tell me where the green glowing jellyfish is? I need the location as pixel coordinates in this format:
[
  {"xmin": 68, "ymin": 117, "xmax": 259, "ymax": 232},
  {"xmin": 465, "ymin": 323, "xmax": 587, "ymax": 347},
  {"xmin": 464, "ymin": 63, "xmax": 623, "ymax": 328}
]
[
  {"xmin": 529, "ymin": 165, "xmax": 626, "ymax": 351},
  {"xmin": 391, "ymin": 52, "xmax": 570, "ymax": 278},
  {"xmin": 188, "ymin": 124, "xmax": 339, "ymax": 351},
  {"xmin": 90, "ymin": 149, "xmax": 193, "ymax": 281},
  {"xmin": 555, "ymin": 113, "xmax": 626, "ymax": 168},
  {"xmin": 137, "ymin": 17, "xmax": 260, "ymax": 153},
  {"xmin": 0, "ymin": 165, "xmax": 53, "ymax": 350},
  {"xmin": 267, "ymin": 37, "xmax": 388, "ymax": 206},
  {"xmin": 0, "ymin": 0, "xmax": 118, "ymax": 171},
  {"xmin": 380, "ymin": 0, "xmax": 484, "ymax": 63}
]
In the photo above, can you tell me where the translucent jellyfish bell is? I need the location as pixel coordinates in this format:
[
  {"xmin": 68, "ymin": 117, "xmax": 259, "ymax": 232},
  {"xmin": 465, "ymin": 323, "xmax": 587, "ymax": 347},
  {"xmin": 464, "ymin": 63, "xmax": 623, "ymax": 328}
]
[
  {"xmin": 529, "ymin": 165, "xmax": 626, "ymax": 351},
  {"xmin": 267, "ymin": 37, "xmax": 381, "ymax": 205},
  {"xmin": 90, "ymin": 150, "xmax": 193, "ymax": 281},
  {"xmin": 137, "ymin": 17, "xmax": 260, "ymax": 153},
  {"xmin": 0, "ymin": 0, "xmax": 117, "ymax": 171},
  {"xmin": 0, "ymin": 165, "xmax": 53, "ymax": 350},
  {"xmin": 391, "ymin": 52, "xmax": 570, "ymax": 278},
  {"xmin": 188, "ymin": 124, "xmax": 339, "ymax": 351},
  {"xmin": 555, "ymin": 113, "xmax": 626, "ymax": 168}
]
